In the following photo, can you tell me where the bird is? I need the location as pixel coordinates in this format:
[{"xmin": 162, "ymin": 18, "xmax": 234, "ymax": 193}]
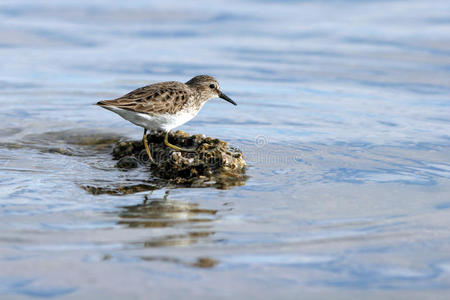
[{"xmin": 96, "ymin": 75, "xmax": 237, "ymax": 162}]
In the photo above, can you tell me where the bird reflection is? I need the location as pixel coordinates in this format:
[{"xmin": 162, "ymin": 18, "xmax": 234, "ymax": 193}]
[{"xmin": 117, "ymin": 191, "xmax": 218, "ymax": 248}]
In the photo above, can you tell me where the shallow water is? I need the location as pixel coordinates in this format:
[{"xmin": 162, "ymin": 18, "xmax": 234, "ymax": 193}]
[{"xmin": 1, "ymin": 0, "xmax": 450, "ymax": 298}]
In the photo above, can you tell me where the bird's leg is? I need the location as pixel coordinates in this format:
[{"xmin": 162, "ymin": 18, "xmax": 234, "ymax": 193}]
[
  {"xmin": 164, "ymin": 131, "xmax": 196, "ymax": 152},
  {"xmin": 142, "ymin": 129, "xmax": 154, "ymax": 163}
]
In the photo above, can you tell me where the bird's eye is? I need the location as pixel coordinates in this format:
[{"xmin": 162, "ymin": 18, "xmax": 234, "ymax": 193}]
[{"xmin": 209, "ymin": 84, "xmax": 215, "ymax": 89}]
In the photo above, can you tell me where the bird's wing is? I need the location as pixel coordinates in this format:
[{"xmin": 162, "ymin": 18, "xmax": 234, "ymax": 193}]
[{"xmin": 97, "ymin": 81, "xmax": 193, "ymax": 115}]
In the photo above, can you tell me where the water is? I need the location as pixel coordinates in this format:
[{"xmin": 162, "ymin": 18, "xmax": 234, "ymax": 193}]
[{"xmin": 1, "ymin": 0, "xmax": 450, "ymax": 298}]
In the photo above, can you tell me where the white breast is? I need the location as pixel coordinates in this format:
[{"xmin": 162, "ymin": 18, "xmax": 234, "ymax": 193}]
[{"xmin": 101, "ymin": 106, "xmax": 199, "ymax": 132}]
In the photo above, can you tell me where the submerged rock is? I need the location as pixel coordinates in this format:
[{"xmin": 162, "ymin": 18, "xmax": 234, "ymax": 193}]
[{"xmin": 112, "ymin": 131, "xmax": 247, "ymax": 188}]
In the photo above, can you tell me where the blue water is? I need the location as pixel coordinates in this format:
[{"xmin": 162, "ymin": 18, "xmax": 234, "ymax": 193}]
[{"xmin": 1, "ymin": 0, "xmax": 450, "ymax": 298}]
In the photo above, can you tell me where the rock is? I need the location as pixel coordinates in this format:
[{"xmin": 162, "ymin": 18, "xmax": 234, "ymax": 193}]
[
  {"xmin": 112, "ymin": 130, "xmax": 247, "ymax": 188},
  {"xmin": 116, "ymin": 156, "xmax": 139, "ymax": 169}
]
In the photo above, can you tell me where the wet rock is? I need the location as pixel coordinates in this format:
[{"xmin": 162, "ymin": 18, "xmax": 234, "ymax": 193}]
[
  {"xmin": 116, "ymin": 156, "xmax": 139, "ymax": 169},
  {"xmin": 112, "ymin": 130, "xmax": 247, "ymax": 188},
  {"xmin": 82, "ymin": 183, "xmax": 160, "ymax": 195}
]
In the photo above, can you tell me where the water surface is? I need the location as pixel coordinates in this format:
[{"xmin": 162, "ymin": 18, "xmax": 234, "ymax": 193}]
[{"xmin": 1, "ymin": 0, "xmax": 450, "ymax": 298}]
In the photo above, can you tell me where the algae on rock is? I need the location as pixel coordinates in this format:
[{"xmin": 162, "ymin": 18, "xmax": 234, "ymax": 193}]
[{"xmin": 112, "ymin": 131, "xmax": 247, "ymax": 188}]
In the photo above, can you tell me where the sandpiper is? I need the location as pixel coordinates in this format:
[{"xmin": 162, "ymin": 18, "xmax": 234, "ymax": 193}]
[{"xmin": 96, "ymin": 75, "xmax": 237, "ymax": 162}]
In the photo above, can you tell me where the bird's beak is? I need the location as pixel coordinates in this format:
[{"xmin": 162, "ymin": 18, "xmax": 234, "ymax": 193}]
[{"xmin": 219, "ymin": 91, "xmax": 237, "ymax": 106}]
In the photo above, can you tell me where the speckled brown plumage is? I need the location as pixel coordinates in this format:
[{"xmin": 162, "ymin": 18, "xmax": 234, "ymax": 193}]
[
  {"xmin": 97, "ymin": 81, "xmax": 197, "ymax": 115},
  {"xmin": 97, "ymin": 75, "xmax": 235, "ymax": 116}
]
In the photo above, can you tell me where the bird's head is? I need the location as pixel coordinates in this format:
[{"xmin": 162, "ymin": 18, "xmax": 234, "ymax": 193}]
[{"xmin": 186, "ymin": 75, "xmax": 237, "ymax": 105}]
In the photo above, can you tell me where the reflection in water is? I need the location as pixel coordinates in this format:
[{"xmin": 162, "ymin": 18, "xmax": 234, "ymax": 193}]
[
  {"xmin": 118, "ymin": 192, "xmax": 217, "ymax": 229},
  {"xmin": 114, "ymin": 192, "xmax": 220, "ymax": 267}
]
